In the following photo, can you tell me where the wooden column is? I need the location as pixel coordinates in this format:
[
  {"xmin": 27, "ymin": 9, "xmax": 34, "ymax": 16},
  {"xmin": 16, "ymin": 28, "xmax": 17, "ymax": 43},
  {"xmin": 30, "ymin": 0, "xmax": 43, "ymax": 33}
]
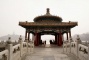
[
  {"xmin": 28, "ymin": 32, "xmax": 30, "ymax": 42},
  {"xmin": 39, "ymin": 34, "xmax": 41, "ymax": 45},
  {"xmin": 55, "ymin": 34, "xmax": 57, "ymax": 44},
  {"xmin": 25, "ymin": 30, "xmax": 27, "ymax": 40},
  {"xmin": 34, "ymin": 32, "xmax": 39, "ymax": 46},
  {"xmin": 59, "ymin": 32, "xmax": 63, "ymax": 46},
  {"xmin": 37, "ymin": 34, "xmax": 39, "ymax": 45},
  {"xmin": 57, "ymin": 34, "xmax": 59, "ymax": 46},
  {"xmin": 66, "ymin": 32, "xmax": 68, "ymax": 40},
  {"xmin": 34, "ymin": 32, "xmax": 37, "ymax": 46},
  {"xmin": 69, "ymin": 30, "xmax": 72, "ymax": 38}
]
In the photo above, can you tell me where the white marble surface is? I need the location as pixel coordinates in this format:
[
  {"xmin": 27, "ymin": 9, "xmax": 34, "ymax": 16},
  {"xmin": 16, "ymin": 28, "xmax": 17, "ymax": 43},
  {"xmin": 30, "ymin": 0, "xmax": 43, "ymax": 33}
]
[{"xmin": 25, "ymin": 46, "xmax": 78, "ymax": 60}]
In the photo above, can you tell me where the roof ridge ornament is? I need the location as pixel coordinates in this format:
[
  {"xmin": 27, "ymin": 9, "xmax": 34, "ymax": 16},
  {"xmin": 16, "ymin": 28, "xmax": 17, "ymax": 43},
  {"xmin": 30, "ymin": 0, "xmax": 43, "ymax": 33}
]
[{"xmin": 46, "ymin": 8, "xmax": 50, "ymax": 15}]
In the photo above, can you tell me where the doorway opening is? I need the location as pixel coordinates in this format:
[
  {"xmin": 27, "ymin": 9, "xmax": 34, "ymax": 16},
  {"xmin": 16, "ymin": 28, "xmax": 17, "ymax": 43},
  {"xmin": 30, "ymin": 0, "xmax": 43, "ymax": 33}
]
[{"xmin": 41, "ymin": 35, "xmax": 55, "ymax": 45}]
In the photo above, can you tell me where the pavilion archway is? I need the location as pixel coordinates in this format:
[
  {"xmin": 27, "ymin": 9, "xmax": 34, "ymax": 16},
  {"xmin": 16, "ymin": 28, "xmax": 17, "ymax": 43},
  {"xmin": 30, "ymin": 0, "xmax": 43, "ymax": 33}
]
[{"xmin": 41, "ymin": 35, "xmax": 55, "ymax": 44}]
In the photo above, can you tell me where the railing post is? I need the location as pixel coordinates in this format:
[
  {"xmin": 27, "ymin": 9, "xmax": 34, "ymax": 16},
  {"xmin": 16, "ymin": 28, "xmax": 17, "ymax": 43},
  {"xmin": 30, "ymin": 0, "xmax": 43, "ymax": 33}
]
[
  {"xmin": 28, "ymin": 39, "xmax": 31, "ymax": 54},
  {"xmin": 19, "ymin": 35, "xmax": 23, "ymax": 57},
  {"xmin": 76, "ymin": 35, "xmax": 81, "ymax": 59},
  {"xmin": 88, "ymin": 42, "xmax": 89, "ymax": 60},
  {"xmin": 66, "ymin": 40, "xmax": 68, "ymax": 53},
  {"xmin": 63, "ymin": 40, "xmax": 64, "ymax": 53},
  {"xmin": 69, "ymin": 38, "xmax": 72, "ymax": 53},
  {"xmin": 31, "ymin": 41, "xmax": 34, "ymax": 53},
  {"xmin": 7, "ymin": 37, "xmax": 13, "ymax": 60},
  {"xmin": 26, "ymin": 38, "xmax": 28, "ymax": 54},
  {"xmin": 76, "ymin": 38, "xmax": 79, "ymax": 58},
  {"xmin": 32, "ymin": 34, "xmax": 35, "ymax": 53}
]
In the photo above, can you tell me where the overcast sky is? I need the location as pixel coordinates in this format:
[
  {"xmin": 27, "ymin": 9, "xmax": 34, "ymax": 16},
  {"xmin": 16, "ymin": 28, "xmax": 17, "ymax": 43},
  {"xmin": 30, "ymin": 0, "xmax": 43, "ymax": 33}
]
[{"xmin": 0, "ymin": 0, "xmax": 89, "ymax": 39}]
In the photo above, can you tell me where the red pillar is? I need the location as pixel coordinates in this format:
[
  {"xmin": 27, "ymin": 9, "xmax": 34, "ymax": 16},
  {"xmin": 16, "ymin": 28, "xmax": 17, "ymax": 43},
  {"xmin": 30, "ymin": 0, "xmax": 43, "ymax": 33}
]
[
  {"xmin": 57, "ymin": 34, "xmax": 59, "ymax": 46},
  {"xmin": 34, "ymin": 32, "xmax": 39, "ymax": 46},
  {"xmin": 25, "ymin": 30, "xmax": 27, "ymax": 41},
  {"xmin": 69, "ymin": 30, "xmax": 71, "ymax": 38},
  {"xmin": 59, "ymin": 32, "xmax": 63, "ymax": 46},
  {"xmin": 34, "ymin": 32, "xmax": 37, "ymax": 46},
  {"xmin": 28, "ymin": 33, "xmax": 30, "ymax": 42},
  {"xmin": 66, "ymin": 32, "xmax": 68, "ymax": 40},
  {"xmin": 39, "ymin": 34, "xmax": 41, "ymax": 45},
  {"xmin": 55, "ymin": 34, "xmax": 57, "ymax": 44},
  {"xmin": 37, "ymin": 33, "xmax": 39, "ymax": 45}
]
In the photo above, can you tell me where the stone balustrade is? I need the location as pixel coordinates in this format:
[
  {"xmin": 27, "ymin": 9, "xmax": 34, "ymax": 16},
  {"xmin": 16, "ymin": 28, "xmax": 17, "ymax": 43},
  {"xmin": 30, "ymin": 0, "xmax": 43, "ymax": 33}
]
[
  {"xmin": 0, "ymin": 49, "xmax": 8, "ymax": 60},
  {"xmin": 78, "ymin": 44, "xmax": 88, "ymax": 60},
  {"xmin": 0, "ymin": 37, "xmax": 34, "ymax": 60},
  {"xmin": 63, "ymin": 38, "xmax": 89, "ymax": 60}
]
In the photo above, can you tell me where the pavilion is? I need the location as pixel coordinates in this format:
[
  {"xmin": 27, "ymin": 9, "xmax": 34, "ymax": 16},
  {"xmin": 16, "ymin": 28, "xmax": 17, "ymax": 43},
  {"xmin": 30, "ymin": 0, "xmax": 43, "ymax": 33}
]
[{"xmin": 19, "ymin": 8, "xmax": 78, "ymax": 46}]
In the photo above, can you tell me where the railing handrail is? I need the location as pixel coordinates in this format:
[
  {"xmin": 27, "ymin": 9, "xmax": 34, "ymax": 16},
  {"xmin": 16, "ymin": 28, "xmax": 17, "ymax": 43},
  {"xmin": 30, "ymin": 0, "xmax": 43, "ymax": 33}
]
[
  {"xmin": 0, "ymin": 49, "xmax": 8, "ymax": 56},
  {"xmin": 12, "ymin": 44, "xmax": 20, "ymax": 51},
  {"xmin": 63, "ymin": 40, "xmax": 88, "ymax": 60}
]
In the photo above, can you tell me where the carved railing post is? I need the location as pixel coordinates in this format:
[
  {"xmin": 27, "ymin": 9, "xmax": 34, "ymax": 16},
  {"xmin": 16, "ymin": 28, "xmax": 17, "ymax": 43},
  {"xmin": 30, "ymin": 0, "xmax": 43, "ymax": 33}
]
[
  {"xmin": 31, "ymin": 34, "xmax": 35, "ymax": 53},
  {"xmin": 76, "ymin": 35, "xmax": 81, "ymax": 58},
  {"xmin": 69, "ymin": 38, "xmax": 72, "ymax": 53},
  {"xmin": 63, "ymin": 40, "xmax": 64, "ymax": 53},
  {"xmin": 26, "ymin": 38, "xmax": 28, "ymax": 54},
  {"xmin": 19, "ymin": 35, "xmax": 23, "ymax": 57},
  {"xmin": 7, "ymin": 37, "xmax": 13, "ymax": 60},
  {"xmin": 88, "ymin": 42, "xmax": 89, "ymax": 60},
  {"xmin": 66, "ymin": 40, "xmax": 68, "ymax": 53}
]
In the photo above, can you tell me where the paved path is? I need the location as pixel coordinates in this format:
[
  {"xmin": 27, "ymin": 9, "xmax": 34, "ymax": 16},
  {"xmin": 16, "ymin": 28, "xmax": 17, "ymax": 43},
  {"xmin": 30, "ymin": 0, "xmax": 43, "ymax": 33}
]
[{"xmin": 25, "ymin": 46, "xmax": 78, "ymax": 60}]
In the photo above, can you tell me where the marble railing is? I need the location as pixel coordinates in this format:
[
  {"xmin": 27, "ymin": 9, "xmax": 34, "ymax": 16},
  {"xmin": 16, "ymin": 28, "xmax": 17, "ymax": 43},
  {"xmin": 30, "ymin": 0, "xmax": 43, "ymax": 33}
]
[
  {"xmin": 63, "ymin": 41, "xmax": 89, "ymax": 60},
  {"xmin": 0, "ymin": 41, "xmax": 34, "ymax": 60},
  {"xmin": 78, "ymin": 44, "xmax": 88, "ymax": 60},
  {"xmin": 0, "ymin": 49, "xmax": 8, "ymax": 60}
]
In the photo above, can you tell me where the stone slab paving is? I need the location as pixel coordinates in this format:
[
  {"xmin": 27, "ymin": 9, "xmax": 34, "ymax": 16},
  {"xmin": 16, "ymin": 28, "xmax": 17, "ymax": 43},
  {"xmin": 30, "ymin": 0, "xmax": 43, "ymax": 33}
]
[{"xmin": 25, "ymin": 47, "xmax": 78, "ymax": 60}]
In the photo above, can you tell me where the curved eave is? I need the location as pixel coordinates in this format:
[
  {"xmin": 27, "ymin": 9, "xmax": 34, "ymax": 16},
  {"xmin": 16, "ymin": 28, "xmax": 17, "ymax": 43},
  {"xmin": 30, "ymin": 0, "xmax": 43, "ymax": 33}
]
[{"xmin": 19, "ymin": 22, "xmax": 78, "ymax": 28}]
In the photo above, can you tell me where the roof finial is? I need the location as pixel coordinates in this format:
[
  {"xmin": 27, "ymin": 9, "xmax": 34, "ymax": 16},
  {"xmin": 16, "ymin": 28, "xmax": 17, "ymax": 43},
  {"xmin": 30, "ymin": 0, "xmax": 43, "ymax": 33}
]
[{"xmin": 46, "ymin": 8, "xmax": 50, "ymax": 14}]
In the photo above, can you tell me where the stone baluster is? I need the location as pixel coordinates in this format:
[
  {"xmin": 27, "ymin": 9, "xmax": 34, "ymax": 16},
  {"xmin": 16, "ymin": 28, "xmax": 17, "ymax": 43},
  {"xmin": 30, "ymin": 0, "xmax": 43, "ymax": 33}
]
[
  {"xmin": 69, "ymin": 38, "xmax": 72, "ymax": 53},
  {"xmin": 63, "ymin": 40, "xmax": 64, "ymax": 53},
  {"xmin": 66, "ymin": 40, "xmax": 68, "ymax": 53},
  {"xmin": 88, "ymin": 42, "xmax": 89, "ymax": 60},
  {"xmin": 32, "ymin": 34, "xmax": 35, "ymax": 53},
  {"xmin": 26, "ymin": 38, "xmax": 28, "ymax": 54},
  {"xmin": 29, "ymin": 39, "xmax": 31, "ymax": 53},
  {"xmin": 76, "ymin": 35, "xmax": 81, "ymax": 58},
  {"xmin": 19, "ymin": 35, "xmax": 23, "ymax": 57},
  {"xmin": 7, "ymin": 37, "xmax": 13, "ymax": 60}
]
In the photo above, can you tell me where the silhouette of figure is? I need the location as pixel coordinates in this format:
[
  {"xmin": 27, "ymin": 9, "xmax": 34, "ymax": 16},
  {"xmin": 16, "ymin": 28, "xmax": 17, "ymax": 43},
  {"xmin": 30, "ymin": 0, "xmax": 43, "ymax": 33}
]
[{"xmin": 45, "ymin": 40, "xmax": 46, "ymax": 45}]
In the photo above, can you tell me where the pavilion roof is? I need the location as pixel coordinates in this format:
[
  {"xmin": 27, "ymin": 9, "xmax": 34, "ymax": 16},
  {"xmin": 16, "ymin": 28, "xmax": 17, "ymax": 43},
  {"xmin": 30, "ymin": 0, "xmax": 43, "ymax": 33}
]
[
  {"xmin": 34, "ymin": 8, "xmax": 62, "ymax": 22},
  {"xmin": 19, "ymin": 21, "xmax": 78, "ymax": 28}
]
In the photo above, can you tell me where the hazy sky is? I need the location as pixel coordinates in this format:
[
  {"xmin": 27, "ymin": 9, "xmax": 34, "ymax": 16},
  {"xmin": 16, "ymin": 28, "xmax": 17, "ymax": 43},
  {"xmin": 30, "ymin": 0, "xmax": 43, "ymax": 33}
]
[{"xmin": 0, "ymin": 0, "xmax": 89, "ymax": 38}]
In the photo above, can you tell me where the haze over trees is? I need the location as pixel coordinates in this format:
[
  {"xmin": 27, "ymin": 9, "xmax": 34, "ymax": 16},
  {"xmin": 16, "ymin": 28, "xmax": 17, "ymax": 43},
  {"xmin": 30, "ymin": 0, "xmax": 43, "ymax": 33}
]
[{"xmin": 0, "ymin": 32, "xmax": 89, "ymax": 42}]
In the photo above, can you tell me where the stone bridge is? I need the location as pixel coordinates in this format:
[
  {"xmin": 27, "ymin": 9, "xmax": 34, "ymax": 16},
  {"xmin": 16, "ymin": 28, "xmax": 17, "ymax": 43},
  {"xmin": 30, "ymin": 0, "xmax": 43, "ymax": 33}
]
[{"xmin": 0, "ymin": 36, "xmax": 89, "ymax": 60}]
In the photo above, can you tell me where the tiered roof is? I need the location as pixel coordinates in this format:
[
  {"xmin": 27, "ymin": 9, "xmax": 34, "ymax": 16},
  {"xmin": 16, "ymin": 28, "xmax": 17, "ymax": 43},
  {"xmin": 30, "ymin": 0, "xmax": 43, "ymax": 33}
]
[
  {"xmin": 19, "ymin": 8, "xmax": 78, "ymax": 29},
  {"xmin": 34, "ymin": 8, "xmax": 62, "ymax": 22}
]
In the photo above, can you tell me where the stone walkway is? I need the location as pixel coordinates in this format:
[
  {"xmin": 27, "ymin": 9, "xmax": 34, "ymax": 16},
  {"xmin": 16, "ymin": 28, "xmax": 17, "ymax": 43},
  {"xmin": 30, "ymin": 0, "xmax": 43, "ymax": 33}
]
[{"xmin": 25, "ymin": 45, "xmax": 78, "ymax": 60}]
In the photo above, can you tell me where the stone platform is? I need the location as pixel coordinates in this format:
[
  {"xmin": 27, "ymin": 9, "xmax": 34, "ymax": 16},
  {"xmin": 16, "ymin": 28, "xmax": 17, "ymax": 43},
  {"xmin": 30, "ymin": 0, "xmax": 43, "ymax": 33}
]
[{"xmin": 25, "ymin": 45, "xmax": 78, "ymax": 60}]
